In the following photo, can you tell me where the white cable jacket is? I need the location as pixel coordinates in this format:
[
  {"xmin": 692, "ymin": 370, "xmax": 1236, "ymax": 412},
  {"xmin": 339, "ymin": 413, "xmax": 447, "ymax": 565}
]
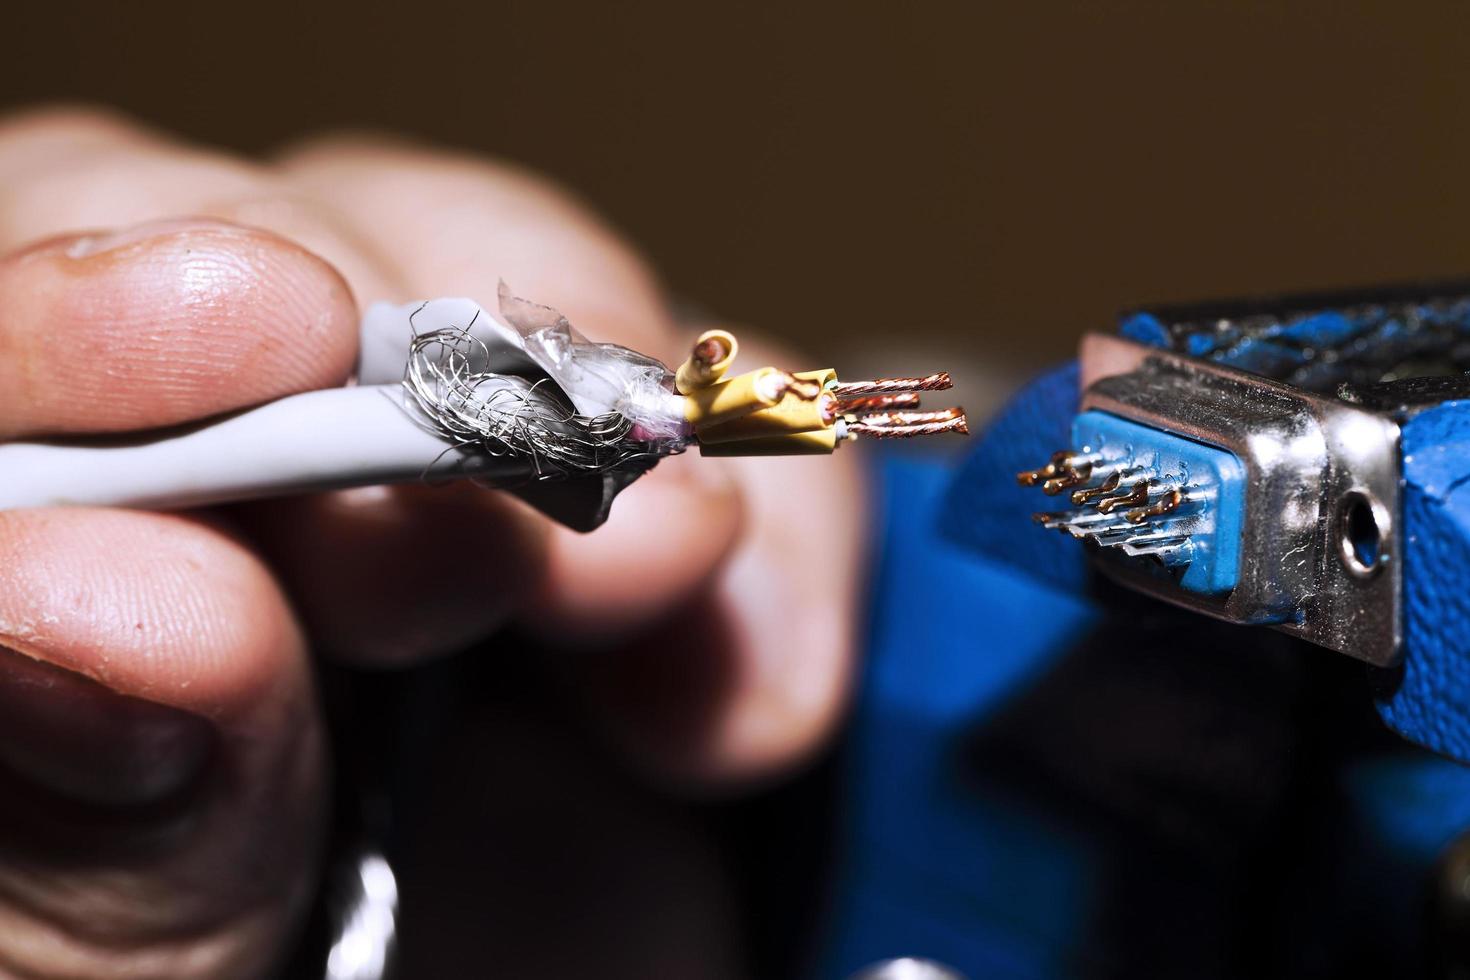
[{"xmin": 0, "ymin": 386, "xmax": 527, "ymax": 510}]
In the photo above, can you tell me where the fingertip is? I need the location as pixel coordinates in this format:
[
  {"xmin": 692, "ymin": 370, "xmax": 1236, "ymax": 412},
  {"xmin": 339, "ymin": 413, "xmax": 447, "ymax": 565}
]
[
  {"xmin": 0, "ymin": 507, "xmax": 309, "ymax": 720},
  {"xmin": 0, "ymin": 506, "xmax": 326, "ymax": 978},
  {"xmin": 0, "ymin": 104, "xmax": 155, "ymax": 156},
  {"xmin": 0, "ymin": 218, "xmax": 359, "ymax": 436}
]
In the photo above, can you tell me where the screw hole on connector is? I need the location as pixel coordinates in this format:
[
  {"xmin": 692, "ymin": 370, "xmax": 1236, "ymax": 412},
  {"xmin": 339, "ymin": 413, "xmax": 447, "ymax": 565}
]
[{"xmin": 1338, "ymin": 490, "xmax": 1385, "ymax": 579}]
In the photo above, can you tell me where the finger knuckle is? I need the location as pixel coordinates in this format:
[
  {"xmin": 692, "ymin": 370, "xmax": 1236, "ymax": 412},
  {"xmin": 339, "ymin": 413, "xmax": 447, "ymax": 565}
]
[{"xmin": 0, "ymin": 103, "xmax": 150, "ymax": 148}]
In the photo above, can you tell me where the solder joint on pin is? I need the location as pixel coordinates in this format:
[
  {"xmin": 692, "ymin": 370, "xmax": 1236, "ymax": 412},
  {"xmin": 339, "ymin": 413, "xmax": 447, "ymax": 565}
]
[{"xmin": 1020, "ymin": 410, "xmax": 1246, "ymax": 595}]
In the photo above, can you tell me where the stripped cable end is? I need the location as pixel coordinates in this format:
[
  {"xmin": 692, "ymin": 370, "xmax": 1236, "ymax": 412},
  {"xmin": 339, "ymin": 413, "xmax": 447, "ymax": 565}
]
[{"xmin": 678, "ymin": 334, "xmax": 969, "ymax": 456}]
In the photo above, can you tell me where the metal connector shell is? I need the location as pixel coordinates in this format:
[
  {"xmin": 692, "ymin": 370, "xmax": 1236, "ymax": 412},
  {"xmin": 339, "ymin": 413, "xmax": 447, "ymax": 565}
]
[{"xmin": 1079, "ymin": 333, "xmax": 1402, "ymax": 666}]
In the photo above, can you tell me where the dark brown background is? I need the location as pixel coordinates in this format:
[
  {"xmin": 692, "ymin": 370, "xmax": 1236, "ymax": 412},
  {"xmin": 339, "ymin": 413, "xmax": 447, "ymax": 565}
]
[{"xmin": 7, "ymin": 1, "xmax": 1470, "ymax": 408}]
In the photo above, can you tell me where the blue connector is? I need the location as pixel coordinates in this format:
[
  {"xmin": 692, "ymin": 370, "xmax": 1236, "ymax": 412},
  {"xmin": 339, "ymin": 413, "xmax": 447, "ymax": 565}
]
[{"xmin": 1024, "ymin": 410, "xmax": 1246, "ymax": 595}]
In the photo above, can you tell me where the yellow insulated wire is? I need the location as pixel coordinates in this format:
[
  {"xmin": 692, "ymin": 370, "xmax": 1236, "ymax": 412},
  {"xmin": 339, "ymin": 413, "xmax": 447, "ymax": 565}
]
[
  {"xmin": 796, "ymin": 368, "xmax": 838, "ymax": 390},
  {"xmin": 683, "ymin": 367, "xmax": 787, "ymax": 430},
  {"xmin": 695, "ymin": 368, "xmax": 838, "ymax": 444},
  {"xmin": 697, "ymin": 427, "xmax": 840, "ymax": 456}
]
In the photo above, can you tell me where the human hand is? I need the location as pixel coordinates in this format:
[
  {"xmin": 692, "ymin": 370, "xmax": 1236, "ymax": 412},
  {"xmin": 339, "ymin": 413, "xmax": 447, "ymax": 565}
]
[{"xmin": 0, "ymin": 107, "xmax": 863, "ymax": 978}]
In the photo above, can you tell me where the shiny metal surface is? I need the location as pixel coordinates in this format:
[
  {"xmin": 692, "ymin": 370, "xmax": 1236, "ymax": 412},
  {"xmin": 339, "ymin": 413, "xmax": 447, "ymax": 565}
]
[
  {"xmin": 1079, "ymin": 333, "xmax": 1402, "ymax": 666},
  {"xmin": 324, "ymin": 849, "xmax": 399, "ymax": 980},
  {"xmin": 848, "ymin": 957, "xmax": 968, "ymax": 980}
]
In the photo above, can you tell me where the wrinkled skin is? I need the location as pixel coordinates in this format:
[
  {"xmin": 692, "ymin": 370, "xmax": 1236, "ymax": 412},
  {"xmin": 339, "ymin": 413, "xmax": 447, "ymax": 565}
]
[{"xmin": 0, "ymin": 107, "xmax": 863, "ymax": 979}]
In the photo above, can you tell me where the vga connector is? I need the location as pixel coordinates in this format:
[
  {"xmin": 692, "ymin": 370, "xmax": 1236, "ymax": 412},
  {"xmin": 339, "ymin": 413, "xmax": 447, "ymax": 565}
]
[
  {"xmin": 1027, "ymin": 410, "xmax": 1246, "ymax": 597},
  {"xmin": 1021, "ymin": 332, "xmax": 1401, "ymax": 667}
]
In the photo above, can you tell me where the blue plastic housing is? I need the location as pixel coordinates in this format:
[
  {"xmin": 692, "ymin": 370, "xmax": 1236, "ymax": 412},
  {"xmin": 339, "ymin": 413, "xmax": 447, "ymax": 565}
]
[{"xmin": 1069, "ymin": 410, "xmax": 1246, "ymax": 596}]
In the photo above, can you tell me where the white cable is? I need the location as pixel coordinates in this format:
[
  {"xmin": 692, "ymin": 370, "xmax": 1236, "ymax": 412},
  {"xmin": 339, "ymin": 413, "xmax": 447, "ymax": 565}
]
[
  {"xmin": 0, "ymin": 290, "xmax": 676, "ymax": 529},
  {"xmin": 0, "ymin": 385, "xmax": 526, "ymax": 510}
]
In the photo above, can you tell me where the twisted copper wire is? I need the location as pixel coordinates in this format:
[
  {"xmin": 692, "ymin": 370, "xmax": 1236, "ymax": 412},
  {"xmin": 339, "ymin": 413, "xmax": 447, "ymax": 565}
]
[
  {"xmin": 832, "ymin": 373, "xmax": 953, "ymax": 397},
  {"xmin": 850, "ymin": 408, "xmax": 964, "ymax": 427},
  {"xmin": 847, "ymin": 415, "xmax": 969, "ymax": 439},
  {"xmin": 837, "ymin": 393, "xmax": 922, "ymax": 413}
]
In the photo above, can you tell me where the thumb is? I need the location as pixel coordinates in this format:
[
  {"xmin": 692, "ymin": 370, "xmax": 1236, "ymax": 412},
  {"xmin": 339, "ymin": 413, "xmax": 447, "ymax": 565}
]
[{"xmin": 0, "ymin": 509, "xmax": 326, "ymax": 979}]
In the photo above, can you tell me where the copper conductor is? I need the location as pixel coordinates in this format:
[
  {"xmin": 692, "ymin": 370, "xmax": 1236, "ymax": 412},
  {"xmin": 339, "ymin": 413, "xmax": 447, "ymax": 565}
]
[
  {"xmin": 1017, "ymin": 450, "xmax": 1076, "ymax": 487},
  {"xmin": 847, "ymin": 415, "xmax": 969, "ymax": 439},
  {"xmin": 1125, "ymin": 488, "xmax": 1183, "ymax": 524},
  {"xmin": 1043, "ymin": 463, "xmax": 1093, "ymax": 495},
  {"xmin": 838, "ymin": 393, "xmax": 922, "ymax": 413},
  {"xmin": 850, "ymin": 408, "xmax": 965, "ymax": 427},
  {"xmin": 1095, "ymin": 481, "xmax": 1151, "ymax": 514},
  {"xmin": 1071, "ymin": 471, "xmax": 1122, "ymax": 505},
  {"xmin": 692, "ymin": 336, "xmax": 730, "ymax": 367},
  {"xmin": 832, "ymin": 373, "xmax": 953, "ymax": 397},
  {"xmin": 820, "ymin": 394, "xmax": 841, "ymax": 425}
]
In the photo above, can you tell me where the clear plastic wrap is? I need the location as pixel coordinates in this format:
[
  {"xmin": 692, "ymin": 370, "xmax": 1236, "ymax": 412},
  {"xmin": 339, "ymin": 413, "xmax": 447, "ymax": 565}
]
[{"xmin": 495, "ymin": 283, "xmax": 689, "ymax": 442}]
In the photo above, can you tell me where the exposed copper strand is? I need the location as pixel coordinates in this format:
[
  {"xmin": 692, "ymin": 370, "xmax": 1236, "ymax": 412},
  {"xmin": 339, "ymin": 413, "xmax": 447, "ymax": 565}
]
[
  {"xmin": 1125, "ymin": 488, "xmax": 1183, "ymax": 524},
  {"xmin": 838, "ymin": 393, "xmax": 922, "ymax": 413},
  {"xmin": 691, "ymin": 336, "xmax": 729, "ymax": 368},
  {"xmin": 1017, "ymin": 450, "xmax": 1076, "ymax": 487},
  {"xmin": 1071, "ymin": 471, "xmax": 1122, "ymax": 505},
  {"xmin": 848, "ymin": 415, "xmax": 969, "ymax": 439},
  {"xmin": 1094, "ymin": 480, "xmax": 1151, "ymax": 514},
  {"xmin": 833, "ymin": 373, "xmax": 953, "ymax": 397},
  {"xmin": 1043, "ymin": 463, "xmax": 1092, "ymax": 495},
  {"xmin": 849, "ymin": 408, "xmax": 964, "ymax": 427}
]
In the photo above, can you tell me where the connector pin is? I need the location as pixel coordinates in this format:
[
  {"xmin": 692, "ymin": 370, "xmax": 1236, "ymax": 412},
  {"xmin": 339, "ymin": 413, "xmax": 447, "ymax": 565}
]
[
  {"xmin": 1017, "ymin": 451, "xmax": 1077, "ymax": 487},
  {"xmin": 1125, "ymin": 488, "xmax": 1183, "ymax": 525},
  {"xmin": 1095, "ymin": 480, "xmax": 1150, "ymax": 514},
  {"xmin": 1071, "ymin": 471, "xmax": 1122, "ymax": 505},
  {"xmin": 1043, "ymin": 463, "xmax": 1093, "ymax": 495}
]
